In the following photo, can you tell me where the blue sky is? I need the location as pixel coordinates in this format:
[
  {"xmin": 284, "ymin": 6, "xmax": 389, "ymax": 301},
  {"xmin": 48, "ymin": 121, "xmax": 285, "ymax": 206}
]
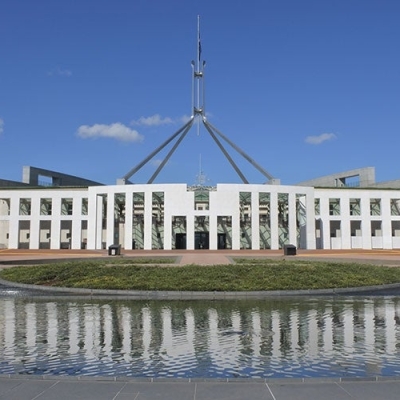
[{"xmin": 1, "ymin": 0, "xmax": 399, "ymax": 186}]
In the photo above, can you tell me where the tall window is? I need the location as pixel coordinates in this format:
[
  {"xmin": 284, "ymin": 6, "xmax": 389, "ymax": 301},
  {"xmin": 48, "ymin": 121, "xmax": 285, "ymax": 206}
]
[
  {"xmin": 61, "ymin": 198, "xmax": 73, "ymax": 215},
  {"xmin": 329, "ymin": 198, "xmax": 340, "ymax": 216},
  {"xmin": 40, "ymin": 198, "xmax": 52, "ymax": 215},
  {"xmin": 81, "ymin": 198, "xmax": 88, "ymax": 215},
  {"xmin": 19, "ymin": 198, "xmax": 31, "ymax": 215},
  {"xmin": 349, "ymin": 198, "xmax": 360, "ymax": 216},
  {"xmin": 314, "ymin": 198, "xmax": 320, "ymax": 215},
  {"xmin": 370, "ymin": 198, "xmax": 381, "ymax": 216}
]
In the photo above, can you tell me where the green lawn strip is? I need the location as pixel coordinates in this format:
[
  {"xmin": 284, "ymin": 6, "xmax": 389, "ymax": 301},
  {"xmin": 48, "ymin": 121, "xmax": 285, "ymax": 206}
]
[{"xmin": 1, "ymin": 258, "xmax": 400, "ymax": 291}]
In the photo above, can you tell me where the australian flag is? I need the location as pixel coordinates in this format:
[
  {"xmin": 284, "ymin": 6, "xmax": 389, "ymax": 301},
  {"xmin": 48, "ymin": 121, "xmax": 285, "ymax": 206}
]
[{"xmin": 198, "ymin": 33, "xmax": 202, "ymax": 61}]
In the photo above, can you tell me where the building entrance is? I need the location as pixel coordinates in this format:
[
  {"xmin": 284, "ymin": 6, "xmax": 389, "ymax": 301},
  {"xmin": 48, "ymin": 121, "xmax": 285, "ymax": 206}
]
[
  {"xmin": 175, "ymin": 233, "xmax": 187, "ymax": 249},
  {"xmin": 195, "ymin": 232, "xmax": 209, "ymax": 249},
  {"xmin": 217, "ymin": 233, "xmax": 226, "ymax": 249}
]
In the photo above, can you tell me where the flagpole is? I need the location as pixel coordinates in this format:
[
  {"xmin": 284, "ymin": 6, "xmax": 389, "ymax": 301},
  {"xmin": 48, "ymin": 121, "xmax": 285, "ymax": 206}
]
[{"xmin": 197, "ymin": 15, "xmax": 201, "ymax": 135}]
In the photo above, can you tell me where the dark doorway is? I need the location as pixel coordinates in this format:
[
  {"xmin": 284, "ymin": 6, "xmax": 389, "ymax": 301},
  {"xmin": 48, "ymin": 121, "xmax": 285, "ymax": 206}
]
[
  {"xmin": 217, "ymin": 233, "xmax": 226, "ymax": 249},
  {"xmin": 176, "ymin": 233, "xmax": 187, "ymax": 249},
  {"xmin": 195, "ymin": 232, "xmax": 209, "ymax": 249}
]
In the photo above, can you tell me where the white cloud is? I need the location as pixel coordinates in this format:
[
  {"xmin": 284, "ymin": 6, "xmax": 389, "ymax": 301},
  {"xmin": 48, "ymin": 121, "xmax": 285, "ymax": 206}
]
[
  {"xmin": 0, "ymin": 118, "xmax": 3, "ymax": 135},
  {"xmin": 150, "ymin": 159, "xmax": 163, "ymax": 167},
  {"xmin": 179, "ymin": 114, "xmax": 192, "ymax": 124},
  {"xmin": 131, "ymin": 114, "xmax": 174, "ymax": 127},
  {"xmin": 48, "ymin": 67, "xmax": 72, "ymax": 77},
  {"xmin": 305, "ymin": 133, "xmax": 337, "ymax": 145},
  {"xmin": 77, "ymin": 123, "xmax": 144, "ymax": 142}
]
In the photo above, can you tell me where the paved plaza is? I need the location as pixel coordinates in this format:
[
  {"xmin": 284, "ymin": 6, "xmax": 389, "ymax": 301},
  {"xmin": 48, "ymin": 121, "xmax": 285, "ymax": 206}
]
[
  {"xmin": 1, "ymin": 376, "xmax": 400, "ymax": 400},
  {"xmin": 3, "ymin": 248, "xmax": 400, "ymax": 266}
]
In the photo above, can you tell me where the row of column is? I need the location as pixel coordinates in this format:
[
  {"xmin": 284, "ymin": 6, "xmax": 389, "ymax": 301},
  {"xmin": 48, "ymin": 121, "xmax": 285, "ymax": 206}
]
[{"xmin": 87, "ymin": 190, "xmax": 316, "ymax": 250}]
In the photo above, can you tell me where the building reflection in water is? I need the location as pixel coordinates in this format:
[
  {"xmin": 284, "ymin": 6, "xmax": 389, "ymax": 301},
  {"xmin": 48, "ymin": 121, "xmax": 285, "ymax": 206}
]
[{"xmin": 0, "ymin": 297, "xmax": 400, "ymax": 378}]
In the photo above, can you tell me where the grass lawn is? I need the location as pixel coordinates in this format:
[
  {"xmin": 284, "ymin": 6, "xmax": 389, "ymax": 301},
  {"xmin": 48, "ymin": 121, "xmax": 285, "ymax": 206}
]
[{"xmin": 0, "ymin": 257, "xmax": 400, "ymax": 291}]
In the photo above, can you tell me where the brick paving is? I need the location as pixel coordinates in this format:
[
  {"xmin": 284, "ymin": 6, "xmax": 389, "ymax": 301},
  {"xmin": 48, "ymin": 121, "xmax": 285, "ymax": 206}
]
[{"xmin": 2, "ymin": 248, "xmax": 400, "ymax": 266}]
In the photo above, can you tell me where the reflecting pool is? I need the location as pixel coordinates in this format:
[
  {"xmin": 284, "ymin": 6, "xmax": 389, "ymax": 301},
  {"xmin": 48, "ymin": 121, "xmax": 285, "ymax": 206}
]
[{"xmin": 0, "ymin": 295, "xmax": 400, "ymax": 378}]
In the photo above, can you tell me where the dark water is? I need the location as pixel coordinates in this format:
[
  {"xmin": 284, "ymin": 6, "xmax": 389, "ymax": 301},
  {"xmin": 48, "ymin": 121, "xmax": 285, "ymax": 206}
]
[{"xmin": 0, "ymin": 293, "xmax": 400, "ymax": 378}]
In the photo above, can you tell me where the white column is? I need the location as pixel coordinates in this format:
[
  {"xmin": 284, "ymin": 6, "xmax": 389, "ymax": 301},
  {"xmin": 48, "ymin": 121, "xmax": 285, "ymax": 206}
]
[
  {"xmin": 106, "ymin": 192, "xmax": 115, "ymax": 247},
  {"xmin": 143, "ymin": 191, "xmax": 152, "ymax": 250},
  {"xmin": 71, "ymin": 197, "xmax": 82, "ymax": 250},
  {"xmin": 361, "ymin": 196, "xmax": 372, "ymax": 249},
  {"xmin": 382, "ymin": 196, "xmax": 392, "ymax": 249},
  {"xmin": 50, "ymin": 196, "xmax": 61, "ymax": 249},
  {"xmin": 231, "ymin": 193, "xmax": 241, "ymax": 250},
  {"xmin": 96, "ymin": 195, "xmax": 104, "ymax": 249},
  {"xmin": 341, "ymin": 197, "xmax": 351, "ymax": 249},
  {"xmin": 124, "ymin": 191, "xmax": 133, "ymax": 250},
  {"xmin": 288, "ymin": 192, "xmax": 297, "ymax": 245},
  {"xmin": 29, "ymin": 196, "xmax": 40, "ymax": 249},
  {"xmin": 319, "ymin": 196, "xmax": 331, "ymax": 249},
  {"xmin": 87, "ymin": 190, "xmax": 99, "ymax": 250},
  {"xmin": 186, "ymin": 215, "xmax": 195, "ymax": 250},
  {"xmin": 209, "ymin": 213, "xmax": 218, "ymax": 250},
  {"xmin": 251, "ymin": 191, "xmax": 260, "ymax": 250},
  {"xmin": 270, "ymin": 191, "xmax": 279, "ymax": 249},
  {"xmin": 163, "ymin": 214, "xmax": 172, "ymax": 250},
  {"xmin": 305, "ymin": 193, "xmax": 316, "ymax": 250}
]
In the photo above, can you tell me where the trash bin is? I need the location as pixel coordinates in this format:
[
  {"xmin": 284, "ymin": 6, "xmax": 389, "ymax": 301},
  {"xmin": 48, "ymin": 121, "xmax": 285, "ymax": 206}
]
[
  {"xmin": 108, "ymin": 244, "xmax": 121, "ymax": 256},
  {"xmin": 283, "ymin": 244, "xmax": 296, "ymax": 256}
]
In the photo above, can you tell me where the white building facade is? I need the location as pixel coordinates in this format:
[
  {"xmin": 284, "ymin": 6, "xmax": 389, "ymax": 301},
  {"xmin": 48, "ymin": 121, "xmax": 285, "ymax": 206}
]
[{"xmin": 1, "ymin": 183, "xmax": 400, "ymax": 251}]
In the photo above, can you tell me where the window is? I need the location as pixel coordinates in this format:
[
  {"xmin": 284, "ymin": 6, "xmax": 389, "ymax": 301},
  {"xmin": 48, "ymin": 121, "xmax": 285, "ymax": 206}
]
[
  {"xmin": 370, "ymin": 198, "xmax": 381, "ymax": 216},
  {"xmin": 40, "ymin": 198, "xmax": 52, "ymax": 215},
  {"xmin": 81, "ymin": 198, "xmax": 88, "ymax": 215},
  {"xmin": 19, "ymin": 198, "xmax": 31, "ymax": 215},
  {"xmin": 314, "ymin": 199, "xmax": 320, "ymax": 215},
  {"xmin": 0, "ymin": 198, "xmax": 10, "ymax": 216},
  {"xmin": 349, "ymin": 198, "xmax": 360, "ymax": 216},
  {"xmin": 329, "ymin": 198, "xmax": 340, "ymax": 216},
  {"xmin": 391, "ymin": 199, "xmax": 400, "ymax": 216},
  {"xmin": 61, "ymin": 198, "xmax": 73, "ymax": 215}
]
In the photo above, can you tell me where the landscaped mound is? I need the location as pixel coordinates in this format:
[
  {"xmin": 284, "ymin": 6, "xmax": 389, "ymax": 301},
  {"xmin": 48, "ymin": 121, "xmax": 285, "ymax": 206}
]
[{"xmin": 1, "ymin": 258, "xmax": 399, "ymax": 291}]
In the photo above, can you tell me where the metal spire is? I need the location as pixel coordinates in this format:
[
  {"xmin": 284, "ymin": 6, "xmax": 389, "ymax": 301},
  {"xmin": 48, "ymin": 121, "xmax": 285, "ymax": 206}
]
[
  {"xmin": 192, "ymin": 15, "xmax": 205, "ymax": 136},
  {"xmin": 120, "ymin": 17, "xmax": 277, "ymax": 185}
]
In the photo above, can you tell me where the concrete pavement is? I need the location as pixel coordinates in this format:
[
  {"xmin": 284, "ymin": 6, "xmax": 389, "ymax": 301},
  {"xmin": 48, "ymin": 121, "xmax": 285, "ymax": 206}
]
[{"xmin": 1, "ymin": 376, "xmax": 400, "ymax": 400}]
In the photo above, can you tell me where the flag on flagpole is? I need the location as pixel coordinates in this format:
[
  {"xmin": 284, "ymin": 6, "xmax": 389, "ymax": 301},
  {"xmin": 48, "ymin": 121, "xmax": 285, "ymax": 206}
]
[{"xmin": 198, "ymin": 33, "xmax": 202, "ymax": 61}]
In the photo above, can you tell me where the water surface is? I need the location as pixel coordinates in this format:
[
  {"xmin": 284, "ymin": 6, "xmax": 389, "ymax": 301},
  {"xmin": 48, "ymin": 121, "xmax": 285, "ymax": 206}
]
[{"xmin": 0, "ymin": 295, "xmax": 399, "ymax": 378}]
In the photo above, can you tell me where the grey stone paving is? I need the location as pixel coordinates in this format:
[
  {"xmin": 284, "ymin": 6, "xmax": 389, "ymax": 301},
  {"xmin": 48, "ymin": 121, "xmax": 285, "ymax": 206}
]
[{"xmin": 1, "ymin": 377, "xmax": 400, "ymax": 400}]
